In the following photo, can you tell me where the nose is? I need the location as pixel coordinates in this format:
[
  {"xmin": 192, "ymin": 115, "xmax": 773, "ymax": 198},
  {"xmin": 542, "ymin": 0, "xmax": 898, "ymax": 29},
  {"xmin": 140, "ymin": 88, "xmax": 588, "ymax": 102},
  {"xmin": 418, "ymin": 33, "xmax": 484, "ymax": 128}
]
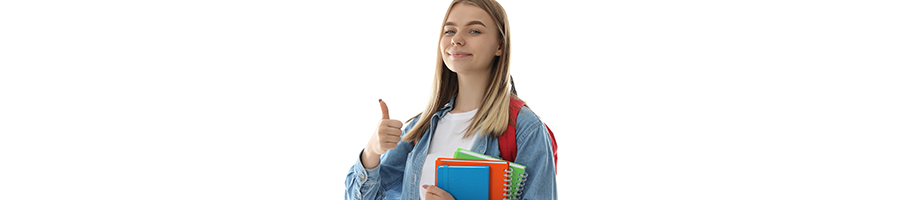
[{"xmin": 450, "ymin": 33, "xmax": 465, "ymax": 46}]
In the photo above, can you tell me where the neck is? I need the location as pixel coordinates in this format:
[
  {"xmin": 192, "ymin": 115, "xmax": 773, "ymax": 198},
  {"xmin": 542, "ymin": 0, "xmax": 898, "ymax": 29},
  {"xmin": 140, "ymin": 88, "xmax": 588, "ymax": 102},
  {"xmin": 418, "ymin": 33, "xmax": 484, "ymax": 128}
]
[{"xmin": 452, "ymin": 71, "xmax": 491, "ymax": 114}]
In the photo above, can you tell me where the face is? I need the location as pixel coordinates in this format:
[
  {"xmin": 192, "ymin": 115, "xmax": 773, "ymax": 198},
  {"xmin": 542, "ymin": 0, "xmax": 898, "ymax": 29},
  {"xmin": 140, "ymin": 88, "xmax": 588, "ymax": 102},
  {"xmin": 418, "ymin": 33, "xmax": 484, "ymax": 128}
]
[{"xmin": 440, "ymin": 3, "xmax": 503, "ymax": 75}]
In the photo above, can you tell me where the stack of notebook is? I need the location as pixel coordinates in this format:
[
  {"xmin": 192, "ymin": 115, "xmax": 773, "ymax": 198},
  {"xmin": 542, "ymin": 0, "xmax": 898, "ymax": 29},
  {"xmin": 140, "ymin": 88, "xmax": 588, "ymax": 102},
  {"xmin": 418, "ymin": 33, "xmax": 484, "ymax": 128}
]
[{"xmin": 433, "ymin": 148, "xmax": 529, "ymax": 200}]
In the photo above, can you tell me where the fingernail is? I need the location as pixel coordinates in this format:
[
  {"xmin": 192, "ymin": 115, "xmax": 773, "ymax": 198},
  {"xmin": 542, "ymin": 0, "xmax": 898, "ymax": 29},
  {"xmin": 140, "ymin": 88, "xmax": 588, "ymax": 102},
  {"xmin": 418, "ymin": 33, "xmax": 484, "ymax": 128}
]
[{"xmin": 422, "ymin": 185, "xmax": 429, "ymax": 189}]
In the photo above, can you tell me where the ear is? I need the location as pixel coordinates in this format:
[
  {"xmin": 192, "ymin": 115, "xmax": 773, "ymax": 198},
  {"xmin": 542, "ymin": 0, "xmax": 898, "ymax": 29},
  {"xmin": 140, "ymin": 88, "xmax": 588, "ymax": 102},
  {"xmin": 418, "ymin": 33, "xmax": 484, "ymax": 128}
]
[{"xmin": 495, "ymin": 44, "xmax": 503, "ymax": 56}]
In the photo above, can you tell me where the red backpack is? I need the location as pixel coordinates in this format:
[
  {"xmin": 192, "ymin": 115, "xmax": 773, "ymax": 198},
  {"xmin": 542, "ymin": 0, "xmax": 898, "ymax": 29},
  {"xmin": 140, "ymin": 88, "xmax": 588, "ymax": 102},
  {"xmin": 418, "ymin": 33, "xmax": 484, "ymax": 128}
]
[{"xmin": 498, "ymin": 97, "xmax": 558, "ymax": 173}]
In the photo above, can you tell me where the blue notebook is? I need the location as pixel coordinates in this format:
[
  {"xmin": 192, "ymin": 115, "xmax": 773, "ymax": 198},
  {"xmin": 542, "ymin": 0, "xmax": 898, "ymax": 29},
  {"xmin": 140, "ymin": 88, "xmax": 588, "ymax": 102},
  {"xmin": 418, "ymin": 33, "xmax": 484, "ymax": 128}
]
[{"xmin": 435, "ymin": 165, "xmax": 490, "ymax": 200}]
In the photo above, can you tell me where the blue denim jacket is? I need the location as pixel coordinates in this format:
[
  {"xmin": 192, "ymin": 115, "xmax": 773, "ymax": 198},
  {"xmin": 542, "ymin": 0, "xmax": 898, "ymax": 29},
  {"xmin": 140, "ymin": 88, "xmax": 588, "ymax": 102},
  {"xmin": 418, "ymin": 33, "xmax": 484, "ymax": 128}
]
[{"xmin": 345, "ymin": 96, "xmax": 558, "ymax": 200}]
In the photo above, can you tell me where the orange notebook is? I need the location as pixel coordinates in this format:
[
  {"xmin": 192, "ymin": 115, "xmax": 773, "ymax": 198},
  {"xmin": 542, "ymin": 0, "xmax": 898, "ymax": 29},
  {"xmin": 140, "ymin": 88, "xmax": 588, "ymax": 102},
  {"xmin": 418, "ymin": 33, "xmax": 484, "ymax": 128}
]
[{"xmin": 435, "ymin": 158, "xmax": 512, "ymax": 200}]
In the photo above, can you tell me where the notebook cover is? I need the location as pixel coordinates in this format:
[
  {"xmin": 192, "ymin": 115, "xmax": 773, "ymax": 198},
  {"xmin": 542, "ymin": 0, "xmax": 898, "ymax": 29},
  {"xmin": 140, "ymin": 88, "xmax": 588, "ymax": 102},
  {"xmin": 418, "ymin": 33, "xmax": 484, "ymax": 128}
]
[
  {"xmin": 435, "ymin": 165, "xmax": 489, "ymax": 200},
  {"xmin": 435, "ymin": 158, "xmax": 510, "ymax": 200},
  {"xmin": 453, "ymin": 148, "xmax": 527, "ymax": 199}
]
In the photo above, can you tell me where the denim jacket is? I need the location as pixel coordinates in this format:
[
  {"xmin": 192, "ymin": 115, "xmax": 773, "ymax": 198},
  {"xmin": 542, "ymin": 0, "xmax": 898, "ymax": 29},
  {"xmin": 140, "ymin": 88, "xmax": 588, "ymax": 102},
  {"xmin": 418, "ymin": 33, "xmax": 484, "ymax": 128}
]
[{"xmin": 345, "ymin": 96, "xmax": 558, "ymax": 200}]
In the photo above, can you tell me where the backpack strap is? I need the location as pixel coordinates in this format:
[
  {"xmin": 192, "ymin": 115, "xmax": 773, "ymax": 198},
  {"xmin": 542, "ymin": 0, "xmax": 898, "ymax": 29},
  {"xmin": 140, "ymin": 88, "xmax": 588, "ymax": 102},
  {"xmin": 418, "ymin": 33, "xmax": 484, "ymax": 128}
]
[
  {"xmin": 499, "ymin": 97, "xmax": 559, "ymax": 174},
  {"xmin": 499, "ymin": 97, "xmax": 526, "ymax": 162}
]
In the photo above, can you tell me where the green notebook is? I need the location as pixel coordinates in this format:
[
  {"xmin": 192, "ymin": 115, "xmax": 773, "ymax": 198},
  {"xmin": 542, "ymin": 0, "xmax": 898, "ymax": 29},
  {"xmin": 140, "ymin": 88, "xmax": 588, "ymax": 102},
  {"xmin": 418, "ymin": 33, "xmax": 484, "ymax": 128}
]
[{"xmin": 453, "ymin": 148, "xmax": 528, "ymax": 200}]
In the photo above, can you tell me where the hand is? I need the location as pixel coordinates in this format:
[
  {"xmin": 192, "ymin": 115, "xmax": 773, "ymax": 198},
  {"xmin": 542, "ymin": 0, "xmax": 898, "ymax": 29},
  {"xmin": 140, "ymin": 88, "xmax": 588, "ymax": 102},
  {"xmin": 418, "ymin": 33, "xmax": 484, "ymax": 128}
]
[
  {"xmin": 361, "ymin": 99, "xmax": 403, "ymax": 169},
  {"xmin": 422, "ymin": 185, "xmax": 455, "ymax": 200}
]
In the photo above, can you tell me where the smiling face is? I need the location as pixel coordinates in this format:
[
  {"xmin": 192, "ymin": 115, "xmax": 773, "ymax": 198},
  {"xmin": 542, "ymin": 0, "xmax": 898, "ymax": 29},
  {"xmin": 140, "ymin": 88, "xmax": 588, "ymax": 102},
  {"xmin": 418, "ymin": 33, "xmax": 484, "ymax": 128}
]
[{"xmin": 440, "ymin": 3, "xmax": 503, "ymax": 75}]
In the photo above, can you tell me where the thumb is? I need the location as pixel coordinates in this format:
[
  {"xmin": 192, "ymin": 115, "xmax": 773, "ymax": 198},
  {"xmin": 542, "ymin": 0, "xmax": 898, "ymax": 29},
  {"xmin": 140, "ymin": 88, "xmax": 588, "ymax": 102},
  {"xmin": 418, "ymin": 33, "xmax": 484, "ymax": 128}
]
[{"xmin": 379, "ymin": 99, "xmax": 390, "ymax": 119}]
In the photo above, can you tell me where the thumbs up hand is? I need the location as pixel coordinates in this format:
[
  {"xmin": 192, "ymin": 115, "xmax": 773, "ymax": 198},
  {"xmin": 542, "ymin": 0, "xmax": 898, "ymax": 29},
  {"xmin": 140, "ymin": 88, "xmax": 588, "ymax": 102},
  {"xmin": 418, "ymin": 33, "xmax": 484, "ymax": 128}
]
[{"xmin": 362, "ymin": 99, "xmax": 404, "ymax": 169}]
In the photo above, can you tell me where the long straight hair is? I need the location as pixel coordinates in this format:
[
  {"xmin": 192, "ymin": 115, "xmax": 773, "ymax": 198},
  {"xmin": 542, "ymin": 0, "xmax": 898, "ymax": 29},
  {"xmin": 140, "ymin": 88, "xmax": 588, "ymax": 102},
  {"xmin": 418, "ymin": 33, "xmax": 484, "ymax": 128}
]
[{"xmin": 403, "ymin": 0, "xmax": 514, "ymax": 143}]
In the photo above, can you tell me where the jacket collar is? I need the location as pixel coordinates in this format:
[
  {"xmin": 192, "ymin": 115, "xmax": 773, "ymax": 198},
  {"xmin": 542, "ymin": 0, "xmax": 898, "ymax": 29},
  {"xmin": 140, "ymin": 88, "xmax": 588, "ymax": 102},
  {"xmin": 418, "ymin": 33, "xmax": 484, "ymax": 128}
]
[
  {"xmin": 433, "ymin": 94, "xmax": 457, "ymax": 119},
  {"xmin": 430, "ymin": 94, "xmax": 490, "ymax": 153}
]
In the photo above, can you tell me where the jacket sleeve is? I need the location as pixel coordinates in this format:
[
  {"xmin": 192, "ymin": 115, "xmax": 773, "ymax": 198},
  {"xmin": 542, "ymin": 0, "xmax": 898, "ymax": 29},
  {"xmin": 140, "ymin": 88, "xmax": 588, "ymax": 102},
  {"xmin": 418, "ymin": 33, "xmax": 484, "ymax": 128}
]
[
  {"xmin": 345, "ymin": 116, "xmax": 420, "ymax": 200},
  {"xmin": 345, "ymin": 150, "xmax": 386, "ymax": 200},
  {"xmin": 513, "ymin": 107, "xmax": 558, "ymax": 200}
]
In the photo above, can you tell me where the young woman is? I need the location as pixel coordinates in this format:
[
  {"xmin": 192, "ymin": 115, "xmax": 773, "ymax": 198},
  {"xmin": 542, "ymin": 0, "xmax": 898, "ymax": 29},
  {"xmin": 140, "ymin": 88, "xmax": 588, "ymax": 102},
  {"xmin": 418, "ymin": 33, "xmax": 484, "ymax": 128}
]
[{"xmin": 345, "ymin": 0, "xmax": 557, "ymax": 199}]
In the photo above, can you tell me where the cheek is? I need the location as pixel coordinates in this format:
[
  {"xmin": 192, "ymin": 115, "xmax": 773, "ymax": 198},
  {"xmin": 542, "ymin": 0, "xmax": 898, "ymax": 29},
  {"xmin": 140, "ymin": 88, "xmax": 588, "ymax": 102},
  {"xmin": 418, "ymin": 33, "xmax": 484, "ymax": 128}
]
[
  {"xmin": 439, "ymin": 38, "xmax": 449, "ymax": 60},
  {"xmin": 473, "ymin": 39, "xmax": 495, "ymax": 57},
  {"xmin": 439, "ymin": 37, "xmax": 449, "ymax": 51}
]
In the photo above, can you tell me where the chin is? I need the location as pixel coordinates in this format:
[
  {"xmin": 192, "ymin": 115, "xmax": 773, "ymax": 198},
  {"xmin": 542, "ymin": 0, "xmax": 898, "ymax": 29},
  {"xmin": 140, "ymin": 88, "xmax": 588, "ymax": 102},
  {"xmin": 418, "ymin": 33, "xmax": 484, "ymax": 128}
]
[
  {"xmin": 445, "ymin": 62, "xmax": 468, "ymax": 72},
  {"xmin": 444, "ymin": 58, "xmax": 490, "ymax": 74},
  {"xmin": 447, "ymin": 65, "xmax": 488, "ymax": 75}
]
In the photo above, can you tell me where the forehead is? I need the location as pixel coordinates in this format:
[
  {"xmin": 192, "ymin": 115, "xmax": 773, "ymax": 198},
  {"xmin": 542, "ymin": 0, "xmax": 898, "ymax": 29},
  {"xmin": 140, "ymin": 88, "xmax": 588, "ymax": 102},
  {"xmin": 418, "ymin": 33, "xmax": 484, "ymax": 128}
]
[{"xmin": 445, "ymin": 3, "xmax": 494, "ymax": 26}]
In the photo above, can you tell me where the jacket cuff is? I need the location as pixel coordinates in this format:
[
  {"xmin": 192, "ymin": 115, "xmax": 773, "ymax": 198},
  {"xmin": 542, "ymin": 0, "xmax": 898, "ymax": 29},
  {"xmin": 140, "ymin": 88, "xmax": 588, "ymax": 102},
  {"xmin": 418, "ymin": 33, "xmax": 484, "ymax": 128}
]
[{"xmin": 353, "ymin": 149, "xmax": 381, "ymax": 187}]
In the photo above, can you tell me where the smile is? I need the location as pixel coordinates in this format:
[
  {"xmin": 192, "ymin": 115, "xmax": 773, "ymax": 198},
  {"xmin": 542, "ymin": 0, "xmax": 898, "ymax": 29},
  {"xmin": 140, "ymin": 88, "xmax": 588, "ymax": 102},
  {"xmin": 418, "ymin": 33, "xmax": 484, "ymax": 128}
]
[{"xmin": 449, "ymin": 53, "xmax": 471, "ymax": 58}]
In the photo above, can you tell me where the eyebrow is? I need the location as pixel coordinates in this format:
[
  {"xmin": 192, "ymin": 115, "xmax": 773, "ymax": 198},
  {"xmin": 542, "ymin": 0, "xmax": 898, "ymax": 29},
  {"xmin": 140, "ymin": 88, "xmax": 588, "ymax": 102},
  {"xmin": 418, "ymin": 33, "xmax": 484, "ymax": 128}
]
[{"xmin": 444, "ymin": 20, "xmax": 486, "ymax": 27}]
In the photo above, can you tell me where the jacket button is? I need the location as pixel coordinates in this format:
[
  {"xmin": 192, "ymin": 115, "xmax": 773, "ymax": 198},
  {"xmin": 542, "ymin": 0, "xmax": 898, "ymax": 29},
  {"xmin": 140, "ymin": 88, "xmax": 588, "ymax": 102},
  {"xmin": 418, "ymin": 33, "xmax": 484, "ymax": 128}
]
[
  {"xmin": 356, "ymin": 193, "xmax": 360, "ymax": 198},
  {"xmin": 360, "ymin": 174, "xmax": 365, "ymax": 180}
]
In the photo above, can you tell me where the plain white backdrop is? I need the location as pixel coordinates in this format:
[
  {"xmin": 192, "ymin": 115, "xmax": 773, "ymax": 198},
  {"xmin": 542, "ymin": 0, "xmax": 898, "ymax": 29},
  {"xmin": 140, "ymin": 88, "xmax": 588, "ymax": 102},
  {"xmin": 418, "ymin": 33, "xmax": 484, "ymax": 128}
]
[{"xmin": 1, "ymin": 0, "xmax": 899, "ymax": 199}]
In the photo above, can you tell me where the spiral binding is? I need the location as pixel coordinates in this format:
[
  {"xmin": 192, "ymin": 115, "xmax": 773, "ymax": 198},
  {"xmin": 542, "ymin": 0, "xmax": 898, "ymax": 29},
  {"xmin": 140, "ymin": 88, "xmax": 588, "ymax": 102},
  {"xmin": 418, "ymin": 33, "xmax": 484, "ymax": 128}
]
[
  {"xmin": 501, "ymin": 167, "xmax": 514, "ymax": 200},
  {"xmin": 499, "ymin": 168, "xmax": 530, "ymax": 200},
  {"xmin": 511, "ymin": 172, "xmax": 528, "ymax": 199}
]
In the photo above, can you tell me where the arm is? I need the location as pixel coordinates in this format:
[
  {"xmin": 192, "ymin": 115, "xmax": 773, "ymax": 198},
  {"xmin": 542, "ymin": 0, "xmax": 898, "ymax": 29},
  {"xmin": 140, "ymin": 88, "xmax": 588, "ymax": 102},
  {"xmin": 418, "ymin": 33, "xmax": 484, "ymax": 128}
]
[
  {"xmin": 345, "ymin": 150, "xmax": 386, "ymax": 200},
  {"xmin": 514, "ymin": 108, "xmax": 558, "ymax": 200},
  {"xmin": 344, "ymin": 115, "xmax": 420, "ymax": 200}
]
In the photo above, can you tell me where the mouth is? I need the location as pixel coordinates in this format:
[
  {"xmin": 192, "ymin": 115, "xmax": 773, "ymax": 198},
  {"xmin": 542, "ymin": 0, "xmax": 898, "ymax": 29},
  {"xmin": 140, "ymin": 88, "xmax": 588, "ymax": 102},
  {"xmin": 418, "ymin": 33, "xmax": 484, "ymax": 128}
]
[{"xmin": 448, "ymin": 52, "xmax": 472, "ymax": 58}]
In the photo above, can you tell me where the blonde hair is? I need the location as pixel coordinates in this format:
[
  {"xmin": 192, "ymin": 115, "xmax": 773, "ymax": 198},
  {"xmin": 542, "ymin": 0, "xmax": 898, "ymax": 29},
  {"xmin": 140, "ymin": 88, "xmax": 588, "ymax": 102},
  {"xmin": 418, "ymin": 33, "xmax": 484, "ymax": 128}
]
[{"xmin": 403, "ymin": 0, "xmax": 515, "ymax": 143}]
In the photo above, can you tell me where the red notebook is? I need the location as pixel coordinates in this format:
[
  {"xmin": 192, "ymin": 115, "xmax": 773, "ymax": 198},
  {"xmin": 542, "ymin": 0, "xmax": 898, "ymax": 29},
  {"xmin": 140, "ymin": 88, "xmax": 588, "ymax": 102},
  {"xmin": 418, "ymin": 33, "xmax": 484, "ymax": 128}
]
[{"xmin": 435, "ymin": 158, "xmax": 512, "ymax": 200}]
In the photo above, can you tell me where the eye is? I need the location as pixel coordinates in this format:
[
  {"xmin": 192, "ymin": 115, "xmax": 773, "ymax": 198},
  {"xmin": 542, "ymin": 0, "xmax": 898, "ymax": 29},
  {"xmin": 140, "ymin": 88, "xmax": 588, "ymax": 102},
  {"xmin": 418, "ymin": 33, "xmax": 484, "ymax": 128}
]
[
  {"xmin": 469, "ymin": 30, "xmax": 481, "ymax": 34},
  {"xmin": 444, "ymin": 30, "xmax": 456, "ymax": 34}
]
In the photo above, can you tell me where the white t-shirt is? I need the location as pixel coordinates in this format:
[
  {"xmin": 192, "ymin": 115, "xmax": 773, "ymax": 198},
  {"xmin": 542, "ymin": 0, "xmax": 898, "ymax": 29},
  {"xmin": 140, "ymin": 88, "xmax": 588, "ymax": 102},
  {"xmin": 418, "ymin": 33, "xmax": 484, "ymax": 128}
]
[{"xmin": 419, "ymin": 109, "xmax": 478, "ymax": 200}]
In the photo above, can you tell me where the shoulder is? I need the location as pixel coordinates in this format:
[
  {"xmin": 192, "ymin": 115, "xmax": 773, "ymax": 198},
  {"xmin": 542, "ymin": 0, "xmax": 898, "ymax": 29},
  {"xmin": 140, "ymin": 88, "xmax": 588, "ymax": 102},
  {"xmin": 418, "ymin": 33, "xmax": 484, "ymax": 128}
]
[
  {"xmin": 515, "ymin": 106, "xmax": 540, "ymax": 123},
  {"xmin": 514, "ymin": 106, "xmax": 547, "ymax": 139}
]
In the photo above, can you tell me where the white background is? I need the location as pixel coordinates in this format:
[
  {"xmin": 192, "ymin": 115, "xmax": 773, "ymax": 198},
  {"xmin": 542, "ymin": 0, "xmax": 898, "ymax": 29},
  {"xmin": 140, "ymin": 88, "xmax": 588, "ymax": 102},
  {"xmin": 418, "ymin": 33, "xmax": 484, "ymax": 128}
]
[{"xmin": 1, "ymin": 0, "xmax": 898, "ymax": 199}]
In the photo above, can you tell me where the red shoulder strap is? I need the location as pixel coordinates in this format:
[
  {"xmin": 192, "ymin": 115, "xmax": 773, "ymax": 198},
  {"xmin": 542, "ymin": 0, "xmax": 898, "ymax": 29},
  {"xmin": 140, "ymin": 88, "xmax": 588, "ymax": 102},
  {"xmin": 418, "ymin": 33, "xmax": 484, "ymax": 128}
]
[
  {"xmin": 499, "ymin": 97, "xmax": 559, "ymax": 174},
  {"xmin": 499, "ymin": 97, "xmax": 525, "ymax": 162}
]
